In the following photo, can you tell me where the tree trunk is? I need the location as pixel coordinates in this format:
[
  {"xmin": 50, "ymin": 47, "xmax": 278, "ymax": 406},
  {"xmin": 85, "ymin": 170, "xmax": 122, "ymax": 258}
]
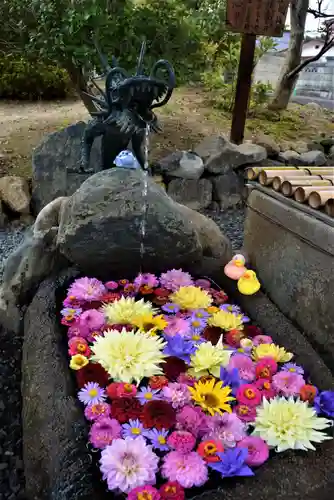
[
  {"xmin": 268, "ymin": 0, "xmax": 309, "ymax": 111},
  {"xmin": 65, "ymin": 61, "xmax": 97, "ymax": 114}
]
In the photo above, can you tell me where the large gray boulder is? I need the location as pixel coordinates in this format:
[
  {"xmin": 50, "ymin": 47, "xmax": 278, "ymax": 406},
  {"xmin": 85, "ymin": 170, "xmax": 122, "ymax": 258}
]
[
  {"xmin": 32, "ymin": 121, "xmax": 101, "ymax": 214},
  {"xmin": 155, "ymin": 151, "xmax": 204, "ymax": 179},
  {"xmin": 212, "ymin": 172, "xmax": 244, "ymax": 209},
  {"xmin": 167, "ymin": 178, "xmax": 212, "ymax": 210},
  {"xmin": 57, "ymin": 169, "xmax": 232, "ymax": 278}
]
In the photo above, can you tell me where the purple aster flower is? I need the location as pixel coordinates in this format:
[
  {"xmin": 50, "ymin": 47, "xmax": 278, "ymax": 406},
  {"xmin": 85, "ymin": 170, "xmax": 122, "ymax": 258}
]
[
  {"xmin": 192, "ymin": 309, "xmax": 210, "ymax": 319},
  {"xmin": 134, "ymin": 273, "xmax": 159, "ymax": 289},
  {"xmin": 163, "ymin": 334, "xmax": 196, "ymax": 363},
  {"xmin": 160, "ymin": 269, "xmax": 194, "ymax": 291},
  {"xmin": 185, "ymin": 332, "xmax": 206, "ymax": 345},
  {"xmin": 162, "ymin": 303, "xmax": 181, "ymax": 314},
  {"xmin": 61, "ymin": 307, "xmax": 82, "ymax": 320},
  {"xmin": 68, "ymin": 277, "xmax": 106, "ymax": 302},
  {"xmin": 189, "ymin": 315, "xmax": 207, "ymax": 334},
  {"xmin": 136, "ymin": 386, "xmax": 161, "ymax": 405},
  {"xmin": 78, "ymin": 382, "xmax": 107, "ymax": 406},
  {"xmin": 122, "ymin": 419, "xmax": 148, "ymax": 439},
  {"xmin": 221, "ymin": 304, "xmax": 242, "ymax": 315},
  {"xmin": 147, "ymin": 428, "xmax": 170, "ymax": 451},
  {"xmin": 281, "ymin": 362, "xmax": 304, "ymax": 375},
  {"xmin": 204, "ymin": 414, "xmax": 246, "ymax": 448},
  {"xmin": 314, "ymin": 390, "xmax": 334, "ymax": 418},
  {"xmin": 162, "ymin": 383, "xmax": 191, "ymax": 409},
  {"xmin": 208, "ymin": 448, "xmax": 254, "ymax": 478},
  {"xmin": 220, "ymin": 366, "xmax": 242, "ymax": 395},
  {"xmin": 241, "ymin": 315, "xmax": 250, "ymax": 323},
  {"xmin": 164, "ymin": 317, "xmax": 191, "ymax": 337}
]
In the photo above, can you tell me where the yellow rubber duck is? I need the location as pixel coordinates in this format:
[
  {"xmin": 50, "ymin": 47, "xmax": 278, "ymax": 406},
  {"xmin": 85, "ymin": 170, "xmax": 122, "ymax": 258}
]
[{"xmin": 237, "ymin": 270, "xmax": 261, "ymax": 295}]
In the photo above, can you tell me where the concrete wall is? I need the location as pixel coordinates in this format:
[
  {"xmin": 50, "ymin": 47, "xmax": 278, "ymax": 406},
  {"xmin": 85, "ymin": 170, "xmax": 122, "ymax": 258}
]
[{"xmin": 253, "ymin": 53, "xmax": 286, "ymax": 86}]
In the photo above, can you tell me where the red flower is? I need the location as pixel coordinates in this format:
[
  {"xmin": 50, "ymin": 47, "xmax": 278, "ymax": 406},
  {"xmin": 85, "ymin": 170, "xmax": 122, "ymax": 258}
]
[
  {"xmin": 244, "ymin": 325, "xmax": 263, "ymax": 338},
  {"xmin": 142, "ymin": 400, "xmax": 176, "ymax": 430},
  {"xmin": 149, "ymin": 376, "xmax": 169, "ymax": 390},
  {"xmin": 154, "ymin": 288, "xmax": 170, "ymax": 297},
  {"xmin": 255, "ymin": 358, "xmax": 278, "ymax": 379},
  {"xmin": 203, "ymin": 326, "xmax": 222, "ymax": 345},
  {"xmin": 300, "ymin": 384, "xmax": 318, "ymax": 403},
  {"xmin": 236, "ymin": 384, "xmax": 262, "ymax": 407},
  {"xmin": 110, "ymin": 398, "xmax": 143, "ymax": 424},
  {"xmin": 139, "ymin": 285, "xmax": 154, "ymax": 295},
  {"xmin": 225, "ymin": 329, "xmax": 245, "ymax": 348},
  {"xmin": 76, "ymin": 362, "xmax": 109, "ymax": 389},
  {"xmin": 106, "ymin": 382, "xmax": 122, "ymax": 399},
  {"xmin": 163, "ymin": 357, "xmax": 187, "ymax": 380},
  {"xmin": 159, "ymin": 482, "xmax": 185, "ymax": 500},
  {"xmin": 211, "ymin": 290, "xmax": 229, "ymax": 305},
  {"xmin": 100, "ymin": 292, "xmax": 121, "ymax": 303},
  {"xmin": 255, "ymin": 378, "xmax": 276, "ymax": 399},
  {"xmin": 197, "ymin": 439, "xmax": 224, "ymax": 463}
]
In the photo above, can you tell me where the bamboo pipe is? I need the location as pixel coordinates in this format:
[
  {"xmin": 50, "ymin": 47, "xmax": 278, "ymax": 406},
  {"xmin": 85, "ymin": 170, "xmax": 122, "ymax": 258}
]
[
  {"xmin": 308, "ymin": 191, "xmax": 334, "ymax": 209},
  {"xmin": 281, "ymin": 178, "xmax": 332, "ymax": 197},
  {"xmin": 294, "ymin": 185, "xmax": 334, "ymax": 203},
  {"xmin": 324, "ymin": 199, "xmax": 334, "ymax": 217},
  {"xmin": 305, "ymin": 168, "xmax": 334, "ymax": 175},
  {"xmin": 272, "ymin": 174, "xmax": 316, "ymax": 192},
  {"xmin": 259, "ymin": 169, "xmax": 309, "ymax": 186},
  {"xmin": 245, "ymin": 166, "xmax": 300, "ymax": 181}
]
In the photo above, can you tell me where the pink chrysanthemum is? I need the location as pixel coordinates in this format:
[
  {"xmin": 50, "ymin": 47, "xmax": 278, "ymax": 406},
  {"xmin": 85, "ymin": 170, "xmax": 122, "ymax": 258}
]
[
  {"xmin": 80, "ymin": 309, "xmax": 105, "ymax": 331},
  {"xmin": 167, "ymin": 431, "xmax": 196, "ymax": 453},
  {"xmin": 162, "ymin": 451, "xmax": 208, "ymax": 488},
  {"xmin": 272, "ymin": 371, "xmax": 305, "ymax": 397},
  {"xmin": 160, "ymin": 270, "xmax": 194, "ymax": 292},
  {"xmin": 203, "ymin": 413, "xmax": 246, "ymax": 448},
  {"xmin": 162, "ymin": 383, "xmax": 191, "ymax": 409},
  {"xmin": 237, "ymin": 436, "xmax": 269, "ymax": 467},
  {"xmin": 176, "ymin": 405, "xmax": 208, "ymax": 438},
  {"xmin": 164, "ymin": 317, "xmax": 191, "ymax": 337},
  {"xmin": 128, "ymin": 485, "xmax": 161, "ymax": 500},
  {"xmin": 68, "ymin": 277, "xmax": 106, "ymax": 302},
  {"xmin": 78, "ymin": 382, "xmax": 106, "ymax": 406},
  {"xmin": 228, "ymin": 354, "xmax": 256, "ymax": 382},
  {"xmin": 89, "ymin": 417, "xmax": 122, "ymax": 449},
  {"xmin": 255, "ymin": 378, "xmax": 277, "ymax": 399},
  {"xmin": 100, "ymin": 436, "xmax": 159, "ymax": 493},
  {"xmin": 85, "ymin": 402, "xmax": 111, "ymax": 421},
  {"xmin": 255, "ymin": 357, "xmax": 278, "ymax": 379}
]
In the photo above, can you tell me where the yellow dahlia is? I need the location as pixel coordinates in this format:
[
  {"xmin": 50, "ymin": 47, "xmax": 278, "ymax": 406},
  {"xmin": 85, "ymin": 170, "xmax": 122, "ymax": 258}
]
[
  {"xmin": 90, "ymin": 328, "xmax": 166, "ymax": 384},
  {"xmin": 253, "ymin": 397, "xmax": 332, "ymax": 452},
  {"xmin": 188, "ymin": 340, "xmax": 233, "ymax": 378},
  {"xmin": 101, "ymin": 297, "xmax": 157, "ymax": 325},
  {"xmin": 252, "ymin": 343, "xmax": 293, "ymax": 363},
  {"xmin": 208, "ymin": 309, "xmax": 244, "ymax": 331},
  {"xmin": 189, "ymin": 378, "xmax": 235, "ymax": 415},
  {"xmin": 133, "ymin": 313, "xmax": 168, "ymax": 335},
  {"xmin": 170, "ymin": 286, "xmax": 212, "ymax": 310}
]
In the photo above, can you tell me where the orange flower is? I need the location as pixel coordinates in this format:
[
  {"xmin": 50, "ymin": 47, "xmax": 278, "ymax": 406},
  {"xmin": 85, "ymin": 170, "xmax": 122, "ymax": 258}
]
[{"xmin": 197, "ymin": 440, "xmax": 224, "ymax": 462}]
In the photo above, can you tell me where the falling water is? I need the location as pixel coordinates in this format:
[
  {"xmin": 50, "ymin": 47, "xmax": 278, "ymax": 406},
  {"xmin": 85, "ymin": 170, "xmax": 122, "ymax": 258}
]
[{"xmin": 139, "ymin": 124, "xmax": 150, "ymax": 268}]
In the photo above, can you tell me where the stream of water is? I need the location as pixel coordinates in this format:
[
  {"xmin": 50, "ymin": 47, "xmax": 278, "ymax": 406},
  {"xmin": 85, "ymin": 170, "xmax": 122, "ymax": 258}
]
[{"xmin": 139, "ymin": 124, "xmax": 150, "ymax": 269}]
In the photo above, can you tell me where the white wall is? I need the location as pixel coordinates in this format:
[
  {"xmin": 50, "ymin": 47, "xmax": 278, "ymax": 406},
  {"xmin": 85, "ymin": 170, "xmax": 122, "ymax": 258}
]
[{"xmin": 302, "ymin": 40, "xmax": 334, "ymax": 60}]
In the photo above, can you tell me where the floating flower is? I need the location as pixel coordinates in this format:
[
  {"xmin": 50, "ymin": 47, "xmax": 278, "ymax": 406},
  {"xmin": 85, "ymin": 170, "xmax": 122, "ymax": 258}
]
[
  {"xmin": 221, "ymin": 303, "xmax": 242, "ymax": 315},
  {"xmin": 167, "ymin": 431, "xmax": 196, "ymax": 453},
  {"xmin": 194, "ymin": 278, "xmax": 211, "ymax": 289},
  {"xmin": 253, "ymin": 335, "xmax": 273, "ymax": 346},
  {"xmin": 210, "ymin": 290, "xmax": 229, "ymax": 305},
  {"xmin": 117, "ymin": 383, "xmax": 138, "ymax": 398},
  {"xmin": 255, "ymin": 357, "xmax": 278, "ymax": 379},
  {"xmin": 161, "ymin": 451, "xmax": 208, "ymax": 488},
  {"xmin": 133, "ymin": 314, "xmax": 168, "ymax": 335},
  {"xmin": 189, "ymin": 378, "xmax": 235, "ymax": 415},
  {"xmin": 122, "ymin": 419, "xmax": 148, "ymax": 439},
  {"xmin": 177, "ymin": 373, "xmax": 196, "ymax": 387},
  {"xmin": 147, "ymin": 428, "xmax": 170, "ymax": 452},
  {"xmin": 281, "ymin": 362, "xmax": 304, "ymax": 375},
  {"xmin": 228, "ymin": 354, "xmax": 256, "ymax": 382},
  {"xmin": 89, "ymin": 417, "xmax": 122, "ymax": 449},
  {"xmin": 159, "ymin": 482, "xmax": 185, "ymax": 500},
  {"xmin": 101, "ymin": 291, "xmax": 122, "ymax": 302},
  {"xmin": 244, "ymin": 325, "xmax": 263, "ymax": 338},
  {"xmin": 163, "ymin": 357, "xmax": 187, "ymax": 381},
  {"xmin": 164, "ymin": 317, "xmax": 191, "ymax": 337},
  {"xmin": 197, "ymin": 439, "xmax": 224, "ymax": 462},
  {"xmin": 253, "ymin": 397, "xmax": 332, "ymax": 452},
  {"xmin": 188, "ymin": 315, "xmax": 207, "ymax": 334},
  {"xmin": 162, "ymin": 383, "xmax": 191, "ymax": 409},
  {"xmin": 80, "ymin": 309, "xmax": 105, "ymax": 331},
  {"xmin": 170, "ymin": 286, "xmax": 212, "ymax": 311},
  {"xmin": 85, "ymin": 402, "xmax": 111, "ymax": 421},
  {"xmin": 208, "ymin": 309, "xmax": 244, "ymax": 332},
  {"xmin": 78, "ymin": 382, "xmax": 106, "ymax": 406},
  {"xmin": 111, "ymin": 398, "xmax": 143, "ymax": 424},
  {"xmin": 252, "ymin": 343, "xmax": 293, "ymax": 363},
  {"xmin": 70, "ymin": 354, "xmax": 89, "ymax": 370},
  {"xmin": 161, "ymin": 303, "xmax": 180, "ymax": 314},
  {"xmin": 134, "ymin": 273, "xmax": 159, "ymax": 289},
  {"xmin": 189, "ymin": 341, "xmax": 233, "ymax": 378},
  {"xmin": 128, "ymin": 485, "xmax": 161, "ymax": 500},
  {"xmin": 67, "ymin": 322, "xmax": 90, "ymax": 339},
  {"xmin": 176, "ymin": 405, "xmax": 208, "ymax": 437},
  {"xmin": 314, "ymin": 390, "xmax": 334, "ymax": 418},
  {"xmin": 208, "ymin": 448, "xmax": 254, "ymax": 478},
  {"xmin": 220, "ymin": 366, "xmax": 241, "ymax": 395},
  {"xmin": 192, "ymin": 309, "xmax": 210, "ymax": 319},
  {"xmin": 100, "ymin": 436, "xmax": 159, "ymax": 493},
  {"xmin": 142, "ymin": 400, "xmax": 176, "ymax": 430},
  {"xmin": 137, "ymin": 386, "xmax": 161, "ymax": 405},
  {"xmin": 68, "ymin": 337, "xmax": 91, "ymax": 357},
  {"xmin": 76, "ymin": 362, "xmax": 109, "ymax": 388},
  {"xmin": 163, "ymin": 335, "xmax": 196, "ymax": 363},
  {"xmin": 61, "ymin": 307, "xmax": 82, "ymax": 325},
  {"xmin": 107, "ymin": 382, "xmax": 123, "ymax": 399},
  {"xmin": 204, "ymin": 413, "xmax": 246, "ymax": 448},
  {"xmin": 225, "ymin": 329, "xmax": 245, "ymax": 348},
  {"xmin": 160, "ymin": 269, "xmax": 194, "ymax": 291},
  {"xmin": 149, "ymin": 376, "xmax": 169, "ymax": 390},
  {"xmin": 300, "ymin": 384, "xmax": 318, "ymax": 404},
  {"xmin": 236, "ymin": 384, "xmax": 262, "ymax": 407},
  {"xmin": 237, "ymin": 436, "xmax": 269, "ymax": 467},
  {"xmin": 234, "ymin": 404, "xmax": 257, "ymax": 423},
  {"xmin": 90, "ymin": 329, "xmax": 166, "ymax": 384},
  {"xmin": 101, "ymin": 297, "xmax": 157, "ymax": 325},
  {"xmin": 68, "ymin": 277, "xmax": 106, "ymax": 302},
  {"xmin": 152, "ymin": 288, "xmax": 170, "ymax": 306},
  {"xmin": 255, "ymin": 378, "xmax": 276, "ymax": 399},
  {"xmin": 105, "ymin": 280, "xmax": 118, "ymax": 290},
  {"xmin": 272, "ymin": 371, "xmax": 305, "ymax": 397}
]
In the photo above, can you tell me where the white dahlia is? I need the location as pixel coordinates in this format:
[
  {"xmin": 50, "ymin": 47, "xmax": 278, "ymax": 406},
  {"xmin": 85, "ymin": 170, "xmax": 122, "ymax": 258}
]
[
  {"xmin": 90, "ymin": 328, "xmax": 166, "ymax": 384},
  {"xmin": 101, "ymin": 297, "xmax": 157, "ymax": 325}
]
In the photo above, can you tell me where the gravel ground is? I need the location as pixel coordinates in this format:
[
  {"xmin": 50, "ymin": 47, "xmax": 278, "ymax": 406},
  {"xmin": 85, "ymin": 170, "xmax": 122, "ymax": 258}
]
[{"xmin": 0, "ymin": 208, "xmax": 244, "ymax": 500}]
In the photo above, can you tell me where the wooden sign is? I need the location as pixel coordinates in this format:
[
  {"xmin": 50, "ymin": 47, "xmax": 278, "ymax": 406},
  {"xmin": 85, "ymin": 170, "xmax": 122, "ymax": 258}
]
[{"xmin": 226, "ymin": 0, "xmax": 290, "ymax": 37}]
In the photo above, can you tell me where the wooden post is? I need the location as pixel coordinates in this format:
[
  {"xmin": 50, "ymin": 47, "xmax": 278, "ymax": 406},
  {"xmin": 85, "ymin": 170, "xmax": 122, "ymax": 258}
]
[{"xmin": 230, "ymin": 33, "xmax": 256, "ymax": 145}]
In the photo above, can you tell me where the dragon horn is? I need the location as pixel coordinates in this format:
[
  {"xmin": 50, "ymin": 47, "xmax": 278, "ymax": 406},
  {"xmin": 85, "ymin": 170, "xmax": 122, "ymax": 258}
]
[{"xmin": 136, "ymin": 38, "xmax": 147, "ymax": 76}]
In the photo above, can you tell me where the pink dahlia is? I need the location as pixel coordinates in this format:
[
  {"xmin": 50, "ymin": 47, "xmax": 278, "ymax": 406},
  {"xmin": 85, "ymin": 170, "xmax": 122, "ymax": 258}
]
[
  {"xmin": 67, "ymin": 322, "xmax": 90, "ymax": 339},
  {"xmin": 272, "ymin": 371, "xmax": 305, "ymax": 397},
  {"xmin": 128, "ymin": 485, "xmax": 161, "ymax": 500},
  {"xmin": 89, "ymin": 417, "xmax": 122, "ymax": 449},
  {"xmin": 204, "ymin": 413, "xmax": 246, "ymax": 448},
  {"xmin": 100, "ymin": 436, "xmax": 159, "ymax": 493},
  {"xmin": 68, "ymin": 277, "xmax": 106, "ymax": 302},
  {"xmin": 162, "ymin": 383, "xmax": 191, "ymax": 409},
  {"xmin": 164, "ymin": 317, "xmax": 191, "ymax": 337},
  {"xmin": 160, "ymin": 270, "xmax": 194, "ymax": 291},
  {"xmin": 176, "ymin": 405, "xmax": 208, "ymax": 438},
  {"xmin": 162, "ymin": 451, "xmax": 208, "ymax": 488},
  {"xmin": 80, "ymin": 309, "xmax": 105, "ymax": 331},
  {"xmin": 167, "ymin": 431, "xmax": 196, "ymax": 453},
  {"xmin": 228, "ymin": 354, "xmax": 256, "ymax": 382},
  {"xmin": 237, "ymin": 436, "xmax": 269, "ymax": 467},
  {"xmin": 236, "ymin": 384, "xmax": 262, "ymax": 407},
  {"xmin": 253, "ymin": 335, "xmax": 273, "ymax": 346}
]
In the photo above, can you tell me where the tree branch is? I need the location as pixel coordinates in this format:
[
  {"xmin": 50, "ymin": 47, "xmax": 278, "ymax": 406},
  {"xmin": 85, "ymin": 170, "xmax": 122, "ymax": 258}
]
[
  {"xmin": 287, "ymin": 36, "xmax": 334, "ymax": 79},
  {"xmin": 308, "ymin": 0, "xmax": 334, "ymax": 18}
]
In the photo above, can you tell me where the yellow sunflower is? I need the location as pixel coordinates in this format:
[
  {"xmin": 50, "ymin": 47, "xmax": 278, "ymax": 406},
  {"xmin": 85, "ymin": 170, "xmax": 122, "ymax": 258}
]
[
  {"xmin": 133, "ymin": 313, "xmax": 168, "ymax": 335},
  {"xmin": 188, "ymin": 378, "xmax": 235, "ymax": 416}
]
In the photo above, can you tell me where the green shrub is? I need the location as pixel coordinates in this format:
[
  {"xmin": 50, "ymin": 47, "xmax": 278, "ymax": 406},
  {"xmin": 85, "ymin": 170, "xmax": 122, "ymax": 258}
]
[{"xmin": 0, "ymin": 54, "xmax": 72, "ymax": 100}]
